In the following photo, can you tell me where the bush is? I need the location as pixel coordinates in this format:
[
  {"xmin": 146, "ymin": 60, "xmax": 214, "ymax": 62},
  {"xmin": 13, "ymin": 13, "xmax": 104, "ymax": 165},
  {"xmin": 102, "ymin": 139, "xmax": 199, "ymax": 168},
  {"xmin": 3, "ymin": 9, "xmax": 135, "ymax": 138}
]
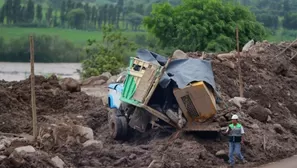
[{"xmin": 81, "ymin": 25, "xmax": 136, "ymax": 78}]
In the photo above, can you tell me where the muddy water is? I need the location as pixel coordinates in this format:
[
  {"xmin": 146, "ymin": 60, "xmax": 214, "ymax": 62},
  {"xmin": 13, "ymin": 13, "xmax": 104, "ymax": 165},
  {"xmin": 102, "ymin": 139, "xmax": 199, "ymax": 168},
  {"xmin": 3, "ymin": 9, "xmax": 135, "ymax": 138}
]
[{"xmin": 0, "ymin": 62, "xmax": 82, "ymax": 81}]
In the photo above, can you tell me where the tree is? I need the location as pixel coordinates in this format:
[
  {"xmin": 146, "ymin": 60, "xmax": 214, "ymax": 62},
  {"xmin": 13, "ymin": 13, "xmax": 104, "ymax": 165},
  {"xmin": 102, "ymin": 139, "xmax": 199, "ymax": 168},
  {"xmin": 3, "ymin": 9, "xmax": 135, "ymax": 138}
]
[
  {"xmin": 46, "ymin": 7, "xmax": 53, "ymax": 25},
  {"xmin": 5, "ymin": 0, "xmax": 13, "ymax": 24},
  {"xmin": 0, "ymin": 6, "xmax": 4, "ymax": 23},
  {"xmin": 82, "ymin": 25, "xmax": 136, "ymax": 78},
  {"xmin": 12, "ymin": 0, "xmax": 21, "ymax": 23},
  {"xmin": 60, "ymin": 1, "xmax": 66, "ymax": 26},
  {"xmin": 36, "ymin": 4, "xmax": 43, "ymax": 22},
  {"xmin": 26, "ymin": 0, "xmax": 35, "ymax": 22},
  {"xmin": 67, "ymin": 8, "xmax": 86, "ymax": 29},
  {"xmin": 143, "ymin": 0, "xmax": 266, "ymax": 52}
]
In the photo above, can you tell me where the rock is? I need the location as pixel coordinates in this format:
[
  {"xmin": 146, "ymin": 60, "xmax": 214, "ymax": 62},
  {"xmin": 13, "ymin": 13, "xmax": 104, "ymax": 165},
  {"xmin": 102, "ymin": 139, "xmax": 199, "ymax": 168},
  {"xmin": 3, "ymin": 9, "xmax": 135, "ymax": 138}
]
[
  {"xmin": 222, "ymin": 61, "xmax": 235, "ymax": 69},
  {"xmin": 83, "ymin": 140, "xmax": 103, "ymax": 151},
  {"xmin": 242, "ymin": 39, "xmax": 254, "ymax": 52},
  {"xmin": 258, "ymin": 47, "xmax": 265, "ymax": 53},
  {"xmin": 60, "ymin": 78, "xmax": 81, "ymax": 93},
  {"xmin": 215, "ymin": 150, "xmax": 228, "ymax": 160},
  {"xmin": 113, "ymin": 157, "xmax": 127, "ymax": 166},
  {"xmin": 287, "ymin": 102, "xmax": 297, "ymax": 115},
  {"xmin": 101, "ymin": 72, "xmax": 112, "ymax": 79},
  {"xmin": 129, "ymin": 153, "xmax": 137, "ymax": 160},
  {"xmin": 217, "ymin": 53, "xmax": 235, "ymax": 60},
  {"xmin": 148, "ymin": 160, "xmax": 163, "ymax": 168},
  {"xmin": 274, "ymin": 124, "xmax": 285, "ymax": 134},
  {"xmin": 0, "ymin": 144, "xmax": 5, "ymax": 151},
  {"xmin": 267, "ymin": 115, "xmax": 272, "ymax": 123},
  {"xmin": 248, "ymin": 105, "xmax": 269, "ymax": 122},
  {"xmin": 14, "ymin": 145, "xmax": 36, "ymax": 154},
  {"xmin": 265, "ymin": 108, "xmax": 272, "ymax": 115},
  {"xmin": 51, "ymin": 156, "xmax": 65, "ymax": 168},
  {"xmin": 0, "ymin": 155, "xmax": 7, "ymax": 161},
  {"xmin": 229, "ymin": 97, "xmax": 247, "ymax": 108},
  {"xmin": 107, "ymin": 76, "xmax": 118, "ymax": 84},
  {"xmin": 172, "ymin": 50, "xmax": 188, "ymax": 60},
  {"xmin": 250, "ymin": 124, "xmax": 260, "ymax": 129},
  {"xmin": 82, "ymin": 72, "xmax": 111, "ymax": 86},
  {"xmin": 73, "ymin": 125, "xmax": 94, "ymax": 143}
]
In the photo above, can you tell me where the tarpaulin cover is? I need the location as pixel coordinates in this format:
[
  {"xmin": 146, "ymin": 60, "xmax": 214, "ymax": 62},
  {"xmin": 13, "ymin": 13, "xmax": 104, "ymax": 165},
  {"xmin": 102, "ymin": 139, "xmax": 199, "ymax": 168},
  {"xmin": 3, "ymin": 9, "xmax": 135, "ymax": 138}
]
[{"xmin": 136, "ymin": 49, "xmax": 216, "ymax": 92}]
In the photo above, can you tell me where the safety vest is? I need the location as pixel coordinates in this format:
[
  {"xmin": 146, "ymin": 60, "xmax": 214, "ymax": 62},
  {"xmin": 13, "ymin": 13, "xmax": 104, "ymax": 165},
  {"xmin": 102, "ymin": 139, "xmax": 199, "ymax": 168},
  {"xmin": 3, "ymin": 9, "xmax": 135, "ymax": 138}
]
[{"xmin": 228, "ymin": 123, "xmax": 242, "ymax": 142}]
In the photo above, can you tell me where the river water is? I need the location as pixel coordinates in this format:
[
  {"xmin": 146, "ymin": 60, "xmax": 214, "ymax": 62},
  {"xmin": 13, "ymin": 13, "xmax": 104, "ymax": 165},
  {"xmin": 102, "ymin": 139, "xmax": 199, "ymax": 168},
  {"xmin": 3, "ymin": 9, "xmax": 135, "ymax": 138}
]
[{"xmin": 0, "ymin": 62, "xmax": 82, "ymax": 81}]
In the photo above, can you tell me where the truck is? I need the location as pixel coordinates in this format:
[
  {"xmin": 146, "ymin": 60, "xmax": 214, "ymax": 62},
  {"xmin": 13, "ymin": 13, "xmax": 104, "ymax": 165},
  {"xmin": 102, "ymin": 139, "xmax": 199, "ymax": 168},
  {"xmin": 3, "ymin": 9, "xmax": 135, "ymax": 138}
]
[{"xmin": 107, "ymin": 49, "xmax": 220, "ymax": 140}]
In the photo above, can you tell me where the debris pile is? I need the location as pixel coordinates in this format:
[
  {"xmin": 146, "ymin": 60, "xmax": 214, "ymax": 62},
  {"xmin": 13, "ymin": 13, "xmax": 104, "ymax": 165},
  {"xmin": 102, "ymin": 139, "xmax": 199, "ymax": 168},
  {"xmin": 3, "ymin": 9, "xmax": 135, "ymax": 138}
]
[{"xmin": 1, "ymin": 41, "xmax": 297, "ymax": 167}]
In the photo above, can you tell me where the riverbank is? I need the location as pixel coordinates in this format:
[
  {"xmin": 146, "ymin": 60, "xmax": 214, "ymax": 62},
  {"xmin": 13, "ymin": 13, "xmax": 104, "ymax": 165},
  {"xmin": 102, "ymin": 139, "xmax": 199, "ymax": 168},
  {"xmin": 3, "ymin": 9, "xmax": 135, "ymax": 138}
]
[{"xmin": 0, "ymin": 62, "xmax": 81, "ymax": 81}]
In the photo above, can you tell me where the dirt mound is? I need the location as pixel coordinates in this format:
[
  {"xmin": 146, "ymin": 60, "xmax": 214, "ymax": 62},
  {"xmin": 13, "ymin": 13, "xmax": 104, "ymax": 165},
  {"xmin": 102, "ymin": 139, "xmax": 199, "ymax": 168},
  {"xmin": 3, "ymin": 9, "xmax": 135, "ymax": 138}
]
[
  {"xmin": 0, "ymin": 75, "xmax": 104, "ymax": 134},
  {"xmin": 2, "ymin": 41, "xmax": 297, "ymax": 168}
]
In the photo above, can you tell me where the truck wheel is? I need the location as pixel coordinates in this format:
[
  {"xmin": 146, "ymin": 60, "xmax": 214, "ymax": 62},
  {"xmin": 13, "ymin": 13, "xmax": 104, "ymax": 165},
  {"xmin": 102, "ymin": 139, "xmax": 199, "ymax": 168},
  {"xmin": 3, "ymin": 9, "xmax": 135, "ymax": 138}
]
[
  {"xmin": 109, "ymin": 116, "xmax": 128, "ymax": 140},
  {"xmin": 109, "ymin": 116, "xmax": 122, "ymax": 140},
  {"xmin": 118, "ymin": 116, "xmax": 128, "ymax": 139}
]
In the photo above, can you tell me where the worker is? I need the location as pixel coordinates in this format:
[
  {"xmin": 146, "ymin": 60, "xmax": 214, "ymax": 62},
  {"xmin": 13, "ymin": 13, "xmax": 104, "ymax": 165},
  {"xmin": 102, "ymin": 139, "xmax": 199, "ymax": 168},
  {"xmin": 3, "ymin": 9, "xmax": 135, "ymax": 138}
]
[{"xmin": 224, "ymin": 114, "xmax": 247, "ymax": 167}]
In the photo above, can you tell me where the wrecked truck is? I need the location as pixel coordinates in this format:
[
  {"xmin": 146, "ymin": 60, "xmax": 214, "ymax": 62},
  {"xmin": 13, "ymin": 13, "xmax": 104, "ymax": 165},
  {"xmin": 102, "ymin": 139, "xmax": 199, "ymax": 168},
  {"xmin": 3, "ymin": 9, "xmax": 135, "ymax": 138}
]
[{"xmin": 107, "ymin": 49, "xmax": 220, "ymax": 140}]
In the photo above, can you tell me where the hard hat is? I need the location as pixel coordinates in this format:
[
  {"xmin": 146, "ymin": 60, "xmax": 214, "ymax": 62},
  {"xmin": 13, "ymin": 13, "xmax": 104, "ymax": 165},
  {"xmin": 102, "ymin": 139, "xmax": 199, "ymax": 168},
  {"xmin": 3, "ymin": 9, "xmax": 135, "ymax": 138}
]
[{"xmin": 231, "ymin": 114, "xmax": 239, "ymax": 120}]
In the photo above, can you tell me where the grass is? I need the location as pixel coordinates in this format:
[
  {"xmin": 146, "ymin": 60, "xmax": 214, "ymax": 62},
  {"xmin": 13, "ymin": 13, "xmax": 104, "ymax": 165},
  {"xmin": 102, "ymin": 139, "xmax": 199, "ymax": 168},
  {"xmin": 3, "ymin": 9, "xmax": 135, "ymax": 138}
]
[{"xmin": 0, "ymin": 27, "xmax": 146, "ymax": 44}]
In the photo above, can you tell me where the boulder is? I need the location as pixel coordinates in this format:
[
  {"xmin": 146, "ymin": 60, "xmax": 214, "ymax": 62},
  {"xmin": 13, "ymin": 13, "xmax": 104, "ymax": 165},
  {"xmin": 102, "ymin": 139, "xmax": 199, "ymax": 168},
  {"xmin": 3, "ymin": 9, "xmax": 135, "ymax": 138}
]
[
  {"xmin": 107, "ymin": 76, "xmax": 118, "ymax": 84},
  {"xmin": 83, "ymin": 140, "xmax": 103, "ymax": 151},
  {"xmin": 60, "ymin": 78, "xmax": 81, "ymax": 92},
  {"xmin": 273, "ymin": 124, "xmax": 285, "ymax": 134},
  {"xmin": 229, "ymin": 97, "xmax": 247, "ymax": 108},
  {"xmin": 215, "ymin": 150, "xmax": 228, "ymax": 161},
  {"xmin": 0, "ymin": 155, "xmax": 7, "ymax": 161},
  {"xmin": 248, "ymin": 105, "xmax": 269, "ymax": 122},
  {"xmin": 73, "ymin": 125, "xmax": 94, "ymax": 143},
  {"xmin": 172, "ymin": 50, "xmax": 188, "ymax": 60},
  {"xmin": 51, "ymin": 156, "xmax": 65, "ymax": 168},
  {"xmin": 101, "ymin": 72, "xmax": 112, "ymax": 79},
  {"xmin": 14, "ymin": 146, "xmax": 36, "ymax": 154}
]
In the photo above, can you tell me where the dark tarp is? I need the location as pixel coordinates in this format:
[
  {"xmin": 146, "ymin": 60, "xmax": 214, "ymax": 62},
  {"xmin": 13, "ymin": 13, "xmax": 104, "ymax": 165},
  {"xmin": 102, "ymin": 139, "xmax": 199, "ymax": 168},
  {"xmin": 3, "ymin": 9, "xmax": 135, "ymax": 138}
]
[{"xmin": 136, "ymin": 49, "xmax": 217, "ymax": 93}]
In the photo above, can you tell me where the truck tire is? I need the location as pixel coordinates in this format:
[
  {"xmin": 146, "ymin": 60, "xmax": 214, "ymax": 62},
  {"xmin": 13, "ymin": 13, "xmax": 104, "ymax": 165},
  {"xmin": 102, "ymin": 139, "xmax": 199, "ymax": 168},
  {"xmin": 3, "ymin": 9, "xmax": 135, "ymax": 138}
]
[
  {"xmin": 118, "ymin": 116, "xmax": 128, "ymax": 139},
  {"xmin": 109, "ymin": 116, "xmax": 123, "ymax": 140}
]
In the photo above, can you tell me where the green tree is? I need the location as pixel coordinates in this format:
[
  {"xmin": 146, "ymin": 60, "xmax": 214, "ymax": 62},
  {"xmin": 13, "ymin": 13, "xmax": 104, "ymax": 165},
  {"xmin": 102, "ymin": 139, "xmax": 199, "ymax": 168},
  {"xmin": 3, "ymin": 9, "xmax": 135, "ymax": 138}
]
[
  {"xmin": 36, "ymin": 4, "xmax": 43, "ymax": 22},
  {"xmin": 67, "ymin": 8, "xmax": 86, "ymax": 29},
  {"xmin": 46, "ymin": 7, "xmax": 53, "ymax": 25},
  {"xmin": 26, "ymin": 0, "xmax": 35, "ymax": 23},
  {"xmin": 5, "ymin": 0, "xmax": 13, "ymax": 24},
  {"xmin": 82, "ymin": 25, "xmax": 136, "ymax": 78},
  {"xmin": 12, "ymin": 0, "xmax": 21, "ymax": 23},
  {"xmin": 143, "ymin": 0, "xmax": 266, "ymax": 52},
  {"xmin": 60, "ymin": 1, "xmax": 66, "ymax": 26},
  {"xmin": 0, "ymin": 6, "xmax": 4, "ymax": 23}
]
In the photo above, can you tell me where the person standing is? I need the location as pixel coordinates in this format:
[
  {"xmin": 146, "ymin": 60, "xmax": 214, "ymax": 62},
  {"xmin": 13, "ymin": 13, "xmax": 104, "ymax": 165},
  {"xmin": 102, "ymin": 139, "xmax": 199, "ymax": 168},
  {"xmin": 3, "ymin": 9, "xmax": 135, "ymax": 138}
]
[{"xmin": 224, "ymin": 114, "xmax": 247, "ymax": 167}]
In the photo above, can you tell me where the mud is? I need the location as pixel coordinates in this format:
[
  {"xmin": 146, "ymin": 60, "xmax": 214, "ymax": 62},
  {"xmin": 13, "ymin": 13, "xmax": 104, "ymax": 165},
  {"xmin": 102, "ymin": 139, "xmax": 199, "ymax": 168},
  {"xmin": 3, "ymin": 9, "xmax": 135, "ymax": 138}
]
[{"xmin": 1, "ymin": 41, "xmax": 297, "ymax": 167}]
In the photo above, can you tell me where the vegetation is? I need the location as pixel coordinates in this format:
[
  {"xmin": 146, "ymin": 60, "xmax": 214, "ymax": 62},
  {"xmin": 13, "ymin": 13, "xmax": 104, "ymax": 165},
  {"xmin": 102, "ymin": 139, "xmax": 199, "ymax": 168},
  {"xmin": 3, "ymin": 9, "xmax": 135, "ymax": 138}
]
[
  {"xmin": 1, "ymin": 0, "xmax": 297, "ymax": 65},
  {"xmin": 144, "ymin": 0, "xmax": 266, "ymax": 52},
  {"xmin": 82, "ymin": 25, "xmax": 136, "ymax": 77}
]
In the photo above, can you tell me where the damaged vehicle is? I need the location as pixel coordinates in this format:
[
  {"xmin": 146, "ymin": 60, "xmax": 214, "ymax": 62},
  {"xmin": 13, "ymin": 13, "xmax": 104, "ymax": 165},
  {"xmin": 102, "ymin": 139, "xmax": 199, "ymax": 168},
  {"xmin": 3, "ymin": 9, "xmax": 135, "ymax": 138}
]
[{"xmin": 107, "ymin": 49, "xmax": 220, "ymax": 140}]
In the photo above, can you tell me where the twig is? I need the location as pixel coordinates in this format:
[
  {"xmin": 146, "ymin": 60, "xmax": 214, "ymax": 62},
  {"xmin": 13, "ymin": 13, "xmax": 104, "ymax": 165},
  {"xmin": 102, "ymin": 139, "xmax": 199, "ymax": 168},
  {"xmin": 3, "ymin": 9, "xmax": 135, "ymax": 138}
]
[
  {"xmin": 263, "ymin": 135, "xmax": 266, "ymax": 151},
  {"xmin": 274, "ymin": 38, "xmax": 297, "ymax": 58},
  {"xmin": 289, "ymin": 51, "xmax": 297, "ymax": 60}
]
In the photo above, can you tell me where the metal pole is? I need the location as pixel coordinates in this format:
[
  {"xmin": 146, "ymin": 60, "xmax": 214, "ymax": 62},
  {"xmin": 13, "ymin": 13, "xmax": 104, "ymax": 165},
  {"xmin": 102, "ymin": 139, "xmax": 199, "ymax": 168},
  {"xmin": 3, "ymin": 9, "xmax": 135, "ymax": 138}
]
[
  {"xmin": 30, "ymin": 35, "xmax": 37, "ymax": 140},
  {"xmin": 236, "ymin": 27, "xmax": 244, "ymax": 97}
]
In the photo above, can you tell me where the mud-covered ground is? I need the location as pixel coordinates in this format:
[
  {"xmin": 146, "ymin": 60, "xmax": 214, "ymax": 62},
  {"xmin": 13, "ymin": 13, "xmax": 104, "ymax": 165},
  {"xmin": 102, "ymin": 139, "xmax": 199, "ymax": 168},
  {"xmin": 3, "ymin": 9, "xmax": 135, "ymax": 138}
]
[{"xmin": 1, "ymin": 41, "xmax": 297, "ymax": 168}]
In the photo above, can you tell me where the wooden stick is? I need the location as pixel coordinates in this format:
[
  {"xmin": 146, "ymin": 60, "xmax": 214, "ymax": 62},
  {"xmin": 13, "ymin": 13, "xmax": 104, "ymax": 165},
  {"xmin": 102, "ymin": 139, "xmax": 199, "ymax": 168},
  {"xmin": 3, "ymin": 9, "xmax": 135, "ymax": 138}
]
[
  {"xmin": 274, "ymin": 38, "xmax": 297, "ymax": 58},
  {"xmin": 30, "ymin": 35, "xmax": 37, "ymax": 140},
  {"xmin": 236, "ymin": 27, "xmax": 243, "ymax": 97}
]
